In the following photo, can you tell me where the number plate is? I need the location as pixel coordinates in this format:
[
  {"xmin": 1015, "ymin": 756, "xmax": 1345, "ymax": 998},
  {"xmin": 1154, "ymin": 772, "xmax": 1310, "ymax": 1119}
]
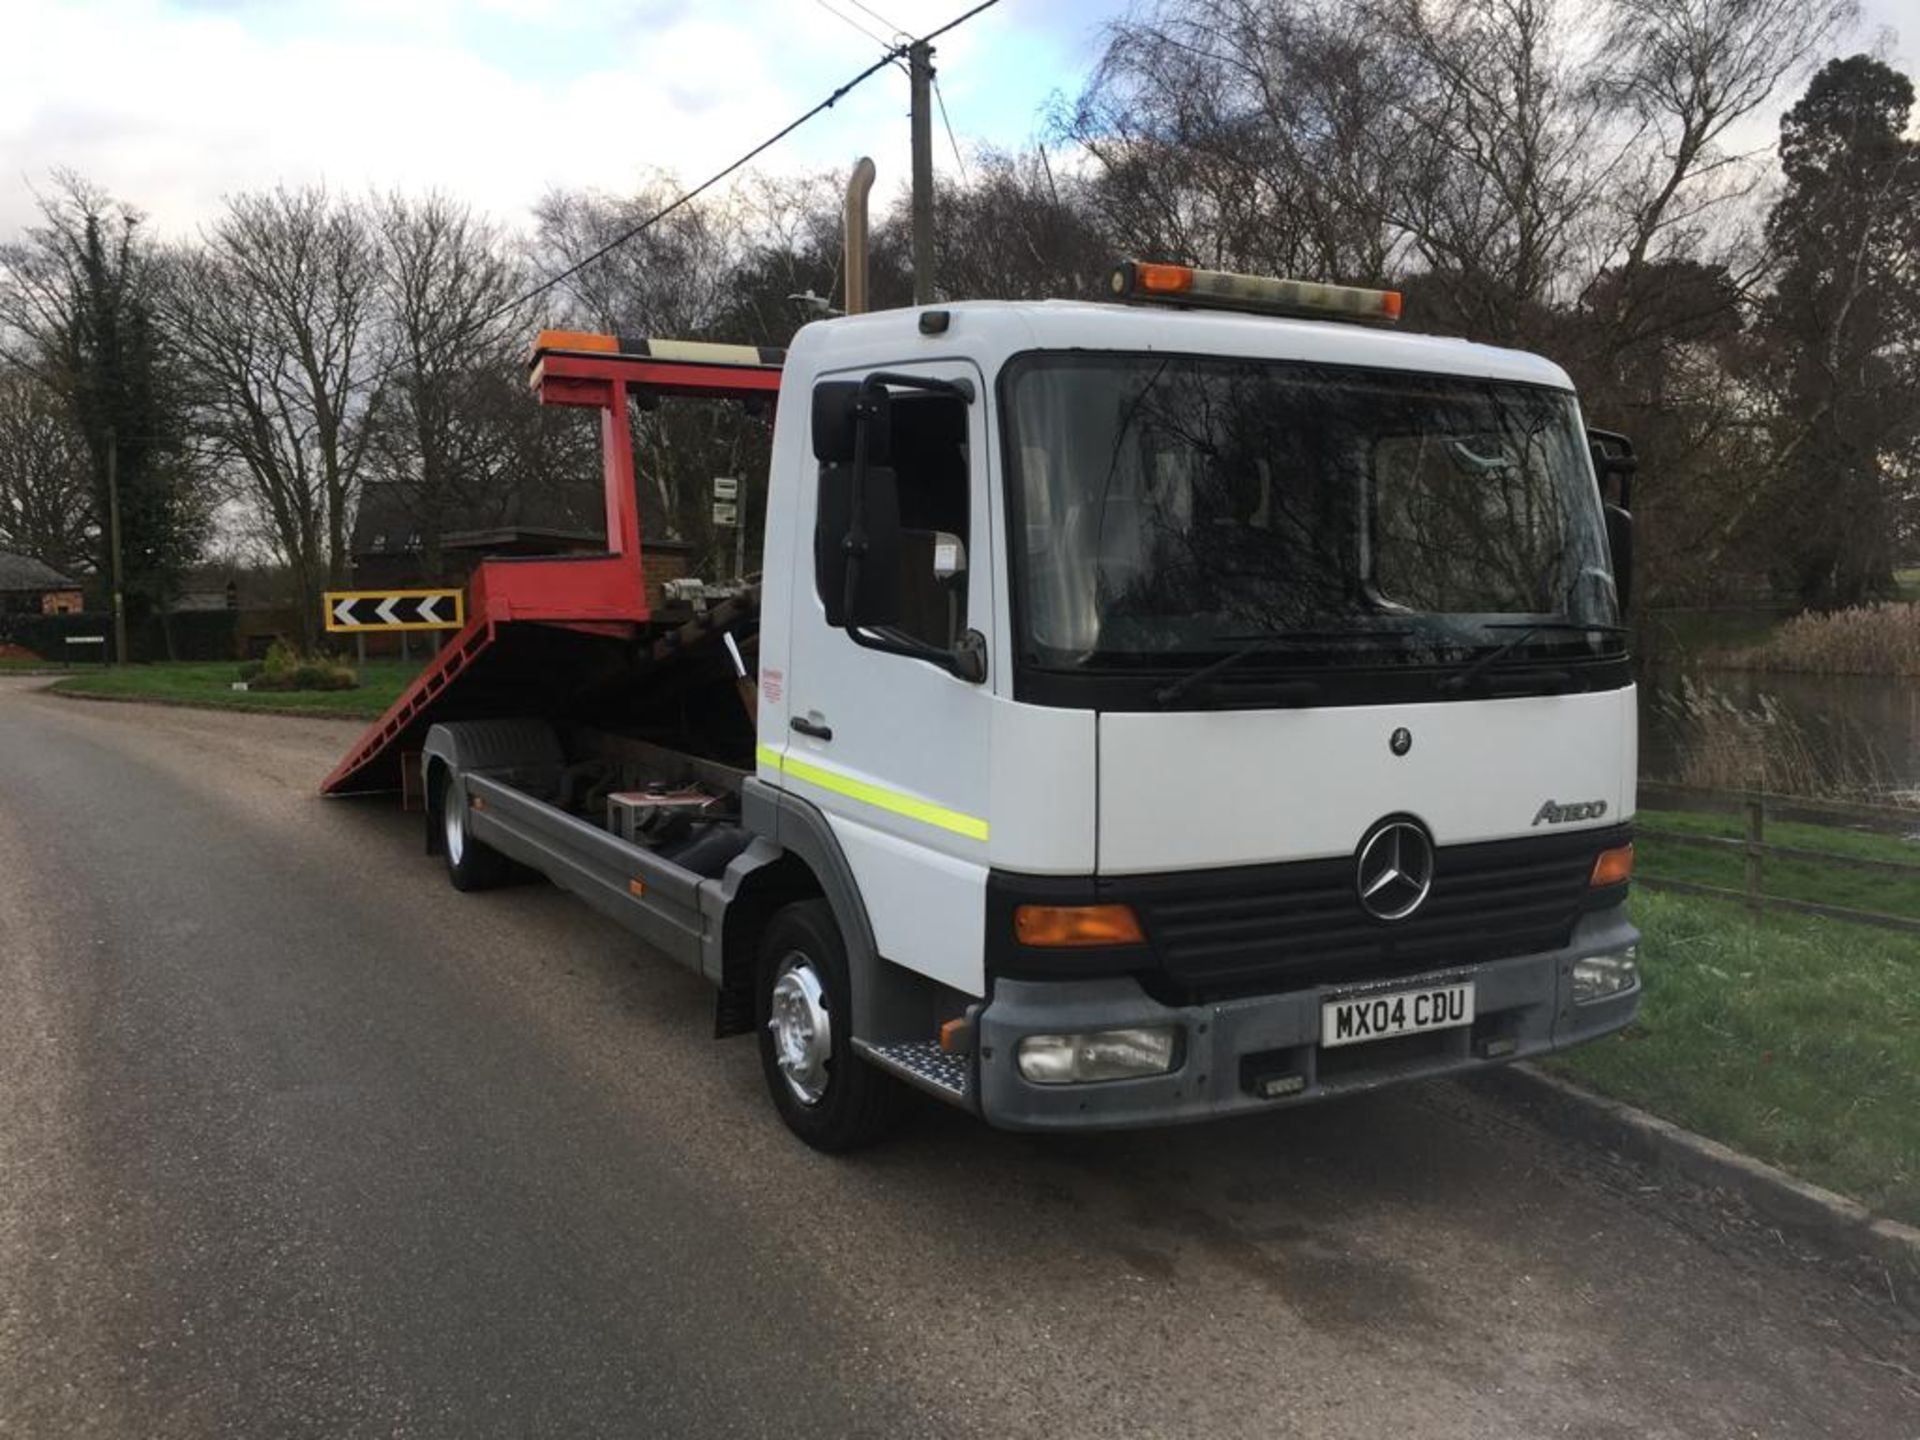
[{"xmin": 1321, "ymin": 981, "xmax": 1475, "ymax": 1048}]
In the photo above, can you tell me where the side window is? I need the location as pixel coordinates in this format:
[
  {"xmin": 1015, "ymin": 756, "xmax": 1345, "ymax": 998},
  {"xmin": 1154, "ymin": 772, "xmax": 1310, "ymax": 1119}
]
[
  {"xmin": 888, "ymin": 393, "xmax": 970, "ymax": 649},
  {"xmin": 812, "ymin": 386, "xmax": 971, "ymax": 650}
]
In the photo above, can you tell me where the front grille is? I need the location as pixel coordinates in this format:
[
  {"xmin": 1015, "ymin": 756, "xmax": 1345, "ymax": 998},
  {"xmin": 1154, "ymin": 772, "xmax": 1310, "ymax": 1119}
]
[{"xmin": 1131, "ymin": 826, "xmax": 1626, "ymax": 1000}]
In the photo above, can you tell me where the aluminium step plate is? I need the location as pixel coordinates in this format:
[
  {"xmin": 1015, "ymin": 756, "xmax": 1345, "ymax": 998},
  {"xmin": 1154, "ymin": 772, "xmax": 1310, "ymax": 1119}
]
[{"xmin": 866, "ymin": 1040, "xmax": 971, "ymax": 1101}]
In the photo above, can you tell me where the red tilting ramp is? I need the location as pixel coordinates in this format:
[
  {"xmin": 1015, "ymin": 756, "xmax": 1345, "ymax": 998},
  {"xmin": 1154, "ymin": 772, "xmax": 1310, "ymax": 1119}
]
[{"xmin": 321, "ymin": 332, "xmax": 783, "ymax": 795}]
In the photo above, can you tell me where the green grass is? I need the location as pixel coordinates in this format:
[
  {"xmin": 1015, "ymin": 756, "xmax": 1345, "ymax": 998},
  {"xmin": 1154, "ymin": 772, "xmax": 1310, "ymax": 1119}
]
[
  {"xmin": 1895, "ymin": 567, "xmax": 1920, "ymax": 603},
  {"xmin": 1637, "ymin": 805, "xmax": 1920, "ymax": 920},
  {"xmin": 0, "ymin": 657, "xmax": 77, "ymax": 671},
  {"xmin": 50, "ymin": 659, "xmax": 422, "ymax": 718},
  {"xmin": 1551, "ymin": 888, "xmax": 1920, "ymax": 1223}
]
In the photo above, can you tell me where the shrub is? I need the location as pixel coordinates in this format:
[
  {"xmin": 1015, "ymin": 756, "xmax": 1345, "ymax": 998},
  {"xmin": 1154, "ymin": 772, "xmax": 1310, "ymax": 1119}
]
[
  {"xmin": 246, "ymin": 640, "xmax": 357, "ymax": 692},
  {"xmin": 261, "ymin": 638, "xmax": 298, "ymax": 675},
  {"xmin": 236, "ymin": 660, "xmax": 264, "ymax": 682},
  {"xmin": 1718, "ymin": 602, "xmax": 1920, "ymax": 676}
]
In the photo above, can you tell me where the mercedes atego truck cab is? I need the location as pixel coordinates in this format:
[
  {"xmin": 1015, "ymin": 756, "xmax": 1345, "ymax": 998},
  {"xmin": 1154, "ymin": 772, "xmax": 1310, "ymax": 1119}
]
[{"xmin": 399, "ymin": 261, "xmax": 1641, "ymax": 1151}]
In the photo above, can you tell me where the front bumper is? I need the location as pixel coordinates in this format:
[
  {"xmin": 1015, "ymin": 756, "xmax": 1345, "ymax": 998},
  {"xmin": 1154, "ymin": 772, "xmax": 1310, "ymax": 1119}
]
[{"xmin": 973, "ymin": 905, "xmax": 1638, "ymax": 1131}]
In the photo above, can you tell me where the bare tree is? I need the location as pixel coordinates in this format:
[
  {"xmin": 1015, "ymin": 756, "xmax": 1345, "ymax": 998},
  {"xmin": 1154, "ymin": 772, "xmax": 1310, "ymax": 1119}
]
[
  {"xmin": 1379, "ymin": 0, "xmax": 1613, "ymax": 337},
  {"xmin": 165, "ymin": 187, "xmax": 379, "ymax": 643},
  {"xmin": 1599, "ymin": 0, "xmax": 1858, "ymax": 284},
  {"xmin": 927, "ymin": 146, "xmax": 1114, "ymax": 301},
  {"xmin": 532, "ymin": 181, "xmax": 762, "ymax": 556},
  {"xmin": 719, "ymin": 170, "xmax": 851, "ymax": 342},
  {"xmin": 1061, "ymin": 0, "xmax": 1413, "ymax": 283},
  {"xmin": 0, "ymin": 368, "xmax": 94, "ymax": 575},
  {"xmin": 1063, "ymin": 0, "xmax": 1615, "ymax": 332},
  {"xmin": 532, "ymin": 175, "xmax": 742, "ymax": 338},
  {"xmin": 370, "ymin": 192, "xmax": 528, "ymax": 578}
]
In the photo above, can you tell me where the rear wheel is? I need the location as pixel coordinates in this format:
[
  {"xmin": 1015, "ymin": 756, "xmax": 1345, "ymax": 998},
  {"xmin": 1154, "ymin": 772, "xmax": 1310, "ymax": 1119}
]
[
  {"xmin": 435, "ymin": 770, "xmax": 512, "ymax": 893},
  {"xmin": 756, "ymin": 899, "xmax": 905, "ymax": 1151}
]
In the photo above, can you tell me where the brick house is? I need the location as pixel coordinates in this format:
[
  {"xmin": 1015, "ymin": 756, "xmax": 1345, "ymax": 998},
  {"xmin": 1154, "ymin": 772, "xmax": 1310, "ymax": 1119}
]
[{"xmin": 0, "ymin": 551, "xmax": 84, "ymax": 616}]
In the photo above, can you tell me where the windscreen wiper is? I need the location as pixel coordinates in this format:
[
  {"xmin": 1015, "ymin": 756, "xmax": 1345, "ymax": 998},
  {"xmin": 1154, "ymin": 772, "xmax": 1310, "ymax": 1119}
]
[
  {"xmin": 1153, "ymin": 627, "xmax": 1411, "ymax": 708},
  {"xmin": 1439, "ymin": 620, "xmax": 1628, "ymax": 696}
]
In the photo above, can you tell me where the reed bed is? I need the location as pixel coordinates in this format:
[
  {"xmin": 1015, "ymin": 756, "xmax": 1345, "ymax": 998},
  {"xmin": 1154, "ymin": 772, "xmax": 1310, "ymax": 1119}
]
[
  {"xmin": 1649, "ymin": 675, "xmax": 1894, "ymax": 800},
  {"xmin": 1717, "ymin": 602, "xmax": 1920, "ymax": 676}
]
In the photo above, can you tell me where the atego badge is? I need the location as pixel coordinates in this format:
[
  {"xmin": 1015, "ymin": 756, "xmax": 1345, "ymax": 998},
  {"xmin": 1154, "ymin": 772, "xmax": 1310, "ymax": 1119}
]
[{"xmin": 324, "ymin": 588, "xmax": 465, "ymax": 634}]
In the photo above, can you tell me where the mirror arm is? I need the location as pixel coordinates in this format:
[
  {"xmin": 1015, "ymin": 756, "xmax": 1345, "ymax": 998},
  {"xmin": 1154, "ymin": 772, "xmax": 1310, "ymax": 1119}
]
[
  {"xmin": 864, "ymin": 371, "xmax": 976, "ymax": 404},
  {"xmin": 840, "ymin": 386, "xmax": 887, "ymax": 620},
  {"xmin": 847, "ymin": 625, "xmax": 988, "ymax": 684}
]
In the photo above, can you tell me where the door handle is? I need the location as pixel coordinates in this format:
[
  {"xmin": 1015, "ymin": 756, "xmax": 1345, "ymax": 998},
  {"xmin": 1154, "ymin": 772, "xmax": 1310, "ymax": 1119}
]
[{"xmin": 790, "ymin": 715, "xmax": 833, "ymax": 742}]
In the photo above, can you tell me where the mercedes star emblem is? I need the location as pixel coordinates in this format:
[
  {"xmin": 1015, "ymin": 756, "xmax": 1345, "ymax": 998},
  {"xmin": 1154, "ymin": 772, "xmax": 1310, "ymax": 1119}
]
[
  {"xmin": 1356, "ymin": 820, "xmax": 1435, "ymax": 921},
  {"xmin": 1390, "ymin": 726, "xmax": 1412, "ymax": 756}
]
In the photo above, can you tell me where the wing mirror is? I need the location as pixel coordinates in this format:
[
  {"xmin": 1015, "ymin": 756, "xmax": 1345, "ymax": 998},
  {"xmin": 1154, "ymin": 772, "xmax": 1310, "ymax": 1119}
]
[
  {"xmin": 813, "ymin": 380, "xmax": 901, "ymax": 629},
  {"xmin": 1587, "ymin": 428, "xmax": 1636, "ymax": 509},
  {"xmin": 1587, "ymin": 428, "xmax": 1637, "ymax": 613}
]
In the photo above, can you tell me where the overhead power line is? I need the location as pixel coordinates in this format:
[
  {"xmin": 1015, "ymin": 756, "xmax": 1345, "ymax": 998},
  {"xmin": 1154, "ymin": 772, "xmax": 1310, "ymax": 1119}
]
[
  {"xmin": 482, "ymin": 0, "xmax": 1003, "ymax": 334},
  {"xmin": 814, "ymin": 0, "xmax": 893, "ymax": 51},
  {"xmin": 933, "ymin": 75, "xmax": 967, "ymax": 179},
  {"xmin": 919, "ymin": 0, "xmax": 1001, "ymax": 46},
  {"xmin": 843, "ymin": 0, "xmax": 908, "ymax": 37}
]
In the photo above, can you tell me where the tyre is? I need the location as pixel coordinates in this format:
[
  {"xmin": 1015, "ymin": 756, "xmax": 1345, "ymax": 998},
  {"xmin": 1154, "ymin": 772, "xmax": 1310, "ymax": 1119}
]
[
  {"xmin": 435, "ymin": 770, "xmax": 513, "ymax": 893},
  {"xmin": 756, "ymin": 899, "xmax": 906, "ymax": 1152}
]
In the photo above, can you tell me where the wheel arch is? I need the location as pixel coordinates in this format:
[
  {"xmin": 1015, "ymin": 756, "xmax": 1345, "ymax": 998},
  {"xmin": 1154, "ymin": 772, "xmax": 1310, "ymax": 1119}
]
[
  {"xmin": 711, "ymin": 779, "xmax": 885, "ymax": 1038},
  {"xmin": 421, "ymin": 719, "xmax": 565, "ymax": 857},
  {"xmin": 423, "ymin": 754, "xmax": 451, "ymax": 855}
]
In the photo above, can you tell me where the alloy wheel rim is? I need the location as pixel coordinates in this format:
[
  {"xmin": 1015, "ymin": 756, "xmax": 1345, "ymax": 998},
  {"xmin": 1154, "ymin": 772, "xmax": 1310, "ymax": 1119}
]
[
  {"xmin": 444, "ymin": 790, "xmax": 465, "ymax": 865},
  {"xmin": 767, "ymin": 953, "xmax": 832, "ymax": 1106}
]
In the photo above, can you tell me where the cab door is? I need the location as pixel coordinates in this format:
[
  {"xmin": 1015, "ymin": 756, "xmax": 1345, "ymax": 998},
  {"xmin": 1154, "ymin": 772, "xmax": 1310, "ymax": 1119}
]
[{"xmin": 778, "ymin": 359, "xmax": 995, "ymax": 996}]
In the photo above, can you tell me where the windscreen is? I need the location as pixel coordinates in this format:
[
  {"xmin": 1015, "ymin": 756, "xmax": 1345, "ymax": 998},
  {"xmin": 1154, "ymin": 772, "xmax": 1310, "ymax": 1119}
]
[{"xmin": 1003, "ymin": 354, "xmax": 1619, "ymax": 670}]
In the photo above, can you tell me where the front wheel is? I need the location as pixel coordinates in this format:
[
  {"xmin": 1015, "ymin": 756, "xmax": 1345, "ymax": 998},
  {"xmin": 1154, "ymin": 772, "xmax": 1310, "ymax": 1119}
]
[{"xmin": 756, "ymin": 899, "xmax": 906, "ymax": 1152}]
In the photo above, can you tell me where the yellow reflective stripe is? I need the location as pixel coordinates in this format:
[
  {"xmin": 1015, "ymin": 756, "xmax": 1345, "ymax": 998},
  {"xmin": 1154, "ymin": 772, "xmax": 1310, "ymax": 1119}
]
[{"xmin": 756, "ymin": 744, "xmax": 988, "ymax": 842}]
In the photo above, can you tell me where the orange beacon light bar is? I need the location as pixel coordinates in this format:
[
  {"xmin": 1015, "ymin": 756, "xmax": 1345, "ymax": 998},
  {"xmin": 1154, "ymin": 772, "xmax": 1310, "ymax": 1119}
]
[{"xmin": 1108, "ymin": 260, "xmax": 1402, "ymax": 324}]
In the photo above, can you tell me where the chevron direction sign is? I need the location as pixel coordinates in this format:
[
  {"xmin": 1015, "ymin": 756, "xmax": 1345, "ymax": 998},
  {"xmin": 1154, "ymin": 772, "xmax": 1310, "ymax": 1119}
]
[{"xmin": 323, "ymin": 588, "xmax": 464, "ymax": 634}]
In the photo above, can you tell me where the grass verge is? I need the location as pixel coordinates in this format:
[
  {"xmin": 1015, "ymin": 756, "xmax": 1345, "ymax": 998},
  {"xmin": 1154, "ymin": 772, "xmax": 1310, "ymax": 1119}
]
[
  {"xmin": 50, "ymin": 659, "xmax": 422, "ymax": 719},
  {"xmin": 0, "ymin": 657, "xmax": 78, "ymax": 672},
  {"xmin": 1638, "ymin": 805, "xmax": 1920, "ymax": 920},
  {"xmin": 1549, "ymin": 888, "xmax": 1920, "ymax": 1224}
]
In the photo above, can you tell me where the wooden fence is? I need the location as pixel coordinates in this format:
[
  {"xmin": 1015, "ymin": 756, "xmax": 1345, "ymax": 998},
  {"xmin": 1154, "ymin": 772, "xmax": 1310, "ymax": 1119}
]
[{"xmin": 1636, "ymin": 783, "xmax": 1920, "ymax": 934}]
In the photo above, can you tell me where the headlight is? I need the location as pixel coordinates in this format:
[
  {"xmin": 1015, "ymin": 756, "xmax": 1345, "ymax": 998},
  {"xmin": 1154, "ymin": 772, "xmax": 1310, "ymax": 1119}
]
[
  {"xmin": 1017, "ymin": 1027, "xmax": 1180, "ymax": 1084},
  {"xmin": 1571, "ymin": 947, "xmax": 1638, "ymax": 1004}
]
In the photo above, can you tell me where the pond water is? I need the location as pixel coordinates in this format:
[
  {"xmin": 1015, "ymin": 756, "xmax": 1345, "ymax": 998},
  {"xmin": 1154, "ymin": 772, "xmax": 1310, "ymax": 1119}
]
[{"xmin": 1638, "ymin": 667, "xmax": 1920, "ymax": 799}]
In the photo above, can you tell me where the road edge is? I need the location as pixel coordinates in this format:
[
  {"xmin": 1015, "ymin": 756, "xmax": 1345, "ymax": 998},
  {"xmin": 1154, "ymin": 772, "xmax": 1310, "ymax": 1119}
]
[
  {"xmin": 44, "ymin": 683, "xmax": 375, "ymax": 724},
  {"xmin": 1483, "ymin": 1062, "xmax": 1919, "ymax": 1304}
]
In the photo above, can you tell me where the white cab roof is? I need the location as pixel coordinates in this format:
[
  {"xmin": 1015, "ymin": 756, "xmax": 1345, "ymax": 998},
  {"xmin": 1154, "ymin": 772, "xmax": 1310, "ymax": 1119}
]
[{"xmin": 789, "ymin": 298, "xmax": 1576, "ymax": 392}]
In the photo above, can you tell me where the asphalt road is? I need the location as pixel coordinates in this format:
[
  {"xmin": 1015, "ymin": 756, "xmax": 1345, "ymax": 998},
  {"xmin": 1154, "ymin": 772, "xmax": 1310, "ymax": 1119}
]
[{"xmin": 1, "ymin": 678, "xmax": 1914, "ymax": 1439}]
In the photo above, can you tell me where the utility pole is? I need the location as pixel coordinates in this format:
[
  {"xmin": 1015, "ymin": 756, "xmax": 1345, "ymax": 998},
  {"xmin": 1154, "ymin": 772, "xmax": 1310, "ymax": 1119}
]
[
  {"xmin": 106, "ymin": 426, "xmax": 127, "ymax": 666},
  {"xmin": 909, "ymin": 40, "xmax": 936, "ymax": 305}
]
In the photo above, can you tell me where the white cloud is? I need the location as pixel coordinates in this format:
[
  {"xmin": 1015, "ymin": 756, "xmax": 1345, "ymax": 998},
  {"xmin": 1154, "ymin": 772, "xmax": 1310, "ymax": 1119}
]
[
  {"xmin": 0, "ymin": 0, "xmax": 1096, "ymax": 242},
  {"xmin": 7, "ymin": 0, "xmax": 1897, "ymax": 253}
]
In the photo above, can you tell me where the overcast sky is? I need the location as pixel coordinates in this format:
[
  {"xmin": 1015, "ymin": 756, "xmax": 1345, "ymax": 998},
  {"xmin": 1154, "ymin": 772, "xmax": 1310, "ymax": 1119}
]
[{"xmin": 0, "ymin": 0, "xmax": 1912, "ymax": 246}]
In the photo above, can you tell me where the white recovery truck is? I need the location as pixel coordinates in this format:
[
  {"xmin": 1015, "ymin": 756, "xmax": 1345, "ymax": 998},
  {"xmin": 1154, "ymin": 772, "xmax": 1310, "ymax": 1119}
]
[{"xmin": 333, "ymin": 261, "xmax": 1642, "ymax": 1151}]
